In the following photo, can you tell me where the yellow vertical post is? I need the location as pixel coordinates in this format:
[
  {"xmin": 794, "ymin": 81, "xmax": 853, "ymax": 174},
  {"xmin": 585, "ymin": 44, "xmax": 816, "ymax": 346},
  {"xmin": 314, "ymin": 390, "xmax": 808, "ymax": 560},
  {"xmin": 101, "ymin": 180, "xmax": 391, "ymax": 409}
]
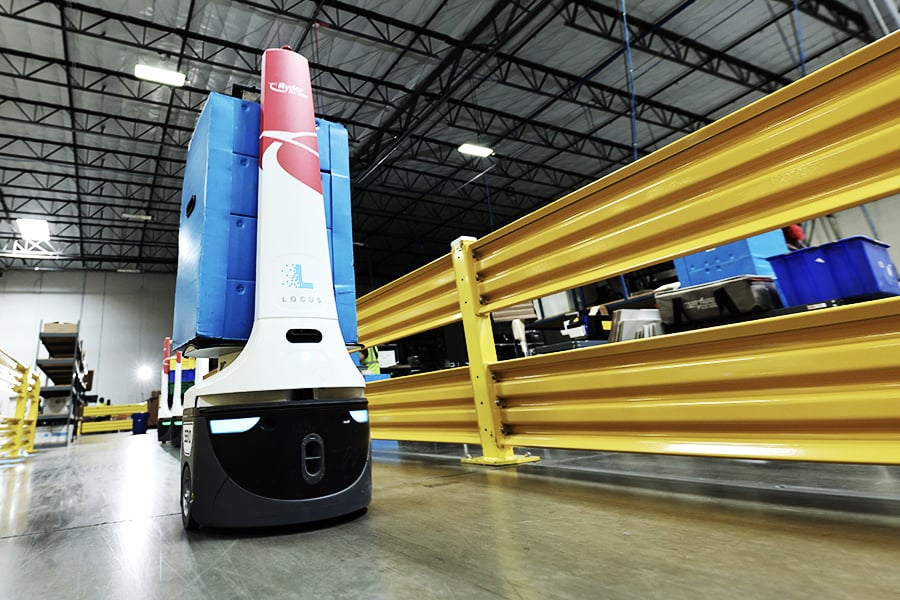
[
  {"xmin": 451, "ymin": 237, "xmax": 540, "ymax": 466},
  {"xmin": 23, "ymin": 370, "xmax": 40, "ymax": 454},
  {"xmin": 9, "ymin": 366, "xmax": 29, "ymax": 458}
]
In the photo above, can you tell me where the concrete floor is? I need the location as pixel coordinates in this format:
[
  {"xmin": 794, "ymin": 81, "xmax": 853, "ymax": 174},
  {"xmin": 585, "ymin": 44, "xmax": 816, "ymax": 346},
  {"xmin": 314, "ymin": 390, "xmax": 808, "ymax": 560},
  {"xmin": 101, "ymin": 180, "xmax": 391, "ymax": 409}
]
[{"xmin": 2, "ymin": 435, "xmax": 900, "ymax": 599}]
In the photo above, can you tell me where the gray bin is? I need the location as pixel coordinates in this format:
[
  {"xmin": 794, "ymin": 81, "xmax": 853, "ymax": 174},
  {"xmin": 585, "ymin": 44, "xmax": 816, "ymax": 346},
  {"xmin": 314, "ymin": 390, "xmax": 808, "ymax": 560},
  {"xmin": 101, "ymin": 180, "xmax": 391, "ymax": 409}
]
[{"xmin": 655, "ymin": 275, "xmax": 782, "ymax": 325}]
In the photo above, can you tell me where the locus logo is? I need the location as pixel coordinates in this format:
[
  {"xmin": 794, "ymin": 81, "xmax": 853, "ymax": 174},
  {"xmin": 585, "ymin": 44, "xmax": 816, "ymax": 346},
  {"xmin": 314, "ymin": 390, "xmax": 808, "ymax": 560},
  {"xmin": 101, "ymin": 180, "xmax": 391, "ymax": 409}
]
[
  {"xmin": 268, "ymin": 81, "xmax": 307, "ymax": 98},
  {"xmin": 282, "ymin": 264, "xmax": 313, "ymax": 289}
]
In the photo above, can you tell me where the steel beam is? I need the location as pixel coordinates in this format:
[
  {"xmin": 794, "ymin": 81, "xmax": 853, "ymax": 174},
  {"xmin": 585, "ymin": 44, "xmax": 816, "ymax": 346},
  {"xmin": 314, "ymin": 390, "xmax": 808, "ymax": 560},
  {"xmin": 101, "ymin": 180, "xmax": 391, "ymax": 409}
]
[
  {"xmin": 566, "ymin": 0, "xmax": 791, "ymax": 93},
  {"xmin": 353, "ymin": 0, "xmax": 555, "ymax": 182},
  {"xmin": 772, "ymin": 0, "xmax": 872, "ymax": 42}
]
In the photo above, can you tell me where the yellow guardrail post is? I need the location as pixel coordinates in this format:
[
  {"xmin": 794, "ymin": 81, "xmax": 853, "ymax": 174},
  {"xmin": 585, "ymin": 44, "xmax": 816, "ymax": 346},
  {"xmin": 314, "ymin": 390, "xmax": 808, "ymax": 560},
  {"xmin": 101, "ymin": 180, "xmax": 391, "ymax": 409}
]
[
  {"xmin": 1, "ymin": 350, "xmax": 40, "ymax": 458},
  {"xmin": 22, "ymin": 370, "xmax": 40, "ymax": 454},
  {"xmin": 11, "ymin": 367, "xmax": 37, "ymax": 456},
  {"xmin": 11, "ymin": 367, "xmax": 29, "ymax": 456},
  {"xmin": 451, "ymin": 237, "xmax": 539, "ymax": 466}
]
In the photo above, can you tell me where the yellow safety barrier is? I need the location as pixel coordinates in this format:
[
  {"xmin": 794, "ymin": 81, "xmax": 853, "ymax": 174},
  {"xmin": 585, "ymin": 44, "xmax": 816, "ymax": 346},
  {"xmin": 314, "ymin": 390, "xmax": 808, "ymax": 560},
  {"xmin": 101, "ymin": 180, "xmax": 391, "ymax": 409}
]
[
  {"xmin": 495, "ymin": 297, "xmax": 900, "ymax": 463},
  {"xmin": 367, "ymin": 367, "xmax": 479, "ymax": 445},
  {"xmin": 360, "ymin": 31, "xmax": 900, "ymax": 464},
  {"xmin": 81, "ymin": 402, "xmax": 148, "ymax": 417},
  {"xmin": 358, "ymin": 254, "xmax": 459, "ymax": 349},
  {"xmin": 0, "ymin": 348, "xmax": 40, "ymax": 458},
  {"xmin": 474, "ymin": 33, "xmax": 900, "ymax": 312},
  {"xmin": 79, "ymin": 402, "xmax": 147, "ymax": 435},
  {"xmin": 80, "ymin": 420, "xmax": 135, "ymax": 434}
]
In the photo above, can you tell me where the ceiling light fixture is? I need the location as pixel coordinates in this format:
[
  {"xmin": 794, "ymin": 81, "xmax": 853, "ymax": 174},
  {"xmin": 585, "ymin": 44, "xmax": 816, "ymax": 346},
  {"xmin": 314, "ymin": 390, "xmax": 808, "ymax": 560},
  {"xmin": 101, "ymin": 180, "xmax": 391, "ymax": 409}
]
[
  {"xmin": 116, "ymin": 268, "xmax": 142, "ymax": 274},
  {"xmin": 15, "ymin": 218, "xmax": 51, "ymax": 242},
  {"xmin": 458, "ymin": 143, "xmax": 494, "ymax": 158},
  {"xmin": 134, "ymin": 64, "xmax": 186, "ymax": 87},
  {"xmin": 121, "ymin": 212, "xmax": 152, "ymax": 222}
]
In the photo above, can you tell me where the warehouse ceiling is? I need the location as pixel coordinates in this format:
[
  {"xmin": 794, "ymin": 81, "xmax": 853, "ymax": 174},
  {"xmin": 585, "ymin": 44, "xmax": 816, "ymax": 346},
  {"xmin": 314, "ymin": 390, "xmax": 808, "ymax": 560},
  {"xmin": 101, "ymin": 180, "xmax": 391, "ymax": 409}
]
[{"xmin": 0, "ymin": 0, "xmax": 893, "ymax": 290}]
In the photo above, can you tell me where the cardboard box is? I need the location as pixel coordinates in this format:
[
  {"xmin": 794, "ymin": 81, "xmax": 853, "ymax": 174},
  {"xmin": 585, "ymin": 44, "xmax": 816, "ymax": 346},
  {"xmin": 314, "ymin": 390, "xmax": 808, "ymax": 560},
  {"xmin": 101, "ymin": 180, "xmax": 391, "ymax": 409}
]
[
  {"xmin": 147, "ymin": 396, "xmax": 159, "ymax": 428},
  {"xmin": 35, "ymin": 425, "xmax": 68, "ymax": 446},
  {"xmin": 43, "ymin": 322, "xmax": 78, "ymax": 334}
]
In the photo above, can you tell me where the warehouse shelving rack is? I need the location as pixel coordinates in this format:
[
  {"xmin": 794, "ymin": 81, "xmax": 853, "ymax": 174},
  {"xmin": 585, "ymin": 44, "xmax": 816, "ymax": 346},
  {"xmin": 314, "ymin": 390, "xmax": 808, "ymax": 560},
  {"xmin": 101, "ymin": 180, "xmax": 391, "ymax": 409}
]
[{"xmin": 34, "ymin": 322, "xmax": 89, "ymax": 446}]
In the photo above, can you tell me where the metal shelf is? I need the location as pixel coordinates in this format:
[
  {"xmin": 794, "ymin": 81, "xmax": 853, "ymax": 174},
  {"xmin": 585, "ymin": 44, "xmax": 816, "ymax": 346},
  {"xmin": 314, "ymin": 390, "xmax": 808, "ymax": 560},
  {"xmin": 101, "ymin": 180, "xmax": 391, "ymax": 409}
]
[
  {"xmin": 38, "ymin": 332, "xmax": 79, "ymax": 358},
  {"xmin": 36, "ymin": 358, "xmax": 76, "ymax": 386},
  {"xmin": 36, "ymin": 323, "xmax": 88, "ymax": 445},
  {"xmin": 37, "ymin": 414, "xmax": 70, "ymax": 425},
  {"xmin": 41, "ymin": 385, "xmax": 73, "ymax": 399}
]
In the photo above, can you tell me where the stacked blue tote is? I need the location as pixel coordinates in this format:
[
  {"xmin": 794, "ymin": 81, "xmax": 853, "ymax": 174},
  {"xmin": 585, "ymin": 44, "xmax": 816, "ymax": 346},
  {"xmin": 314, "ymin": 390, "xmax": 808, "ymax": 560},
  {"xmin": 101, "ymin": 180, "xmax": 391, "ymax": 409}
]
[{"xmin": 172, "ymin": 92, "xmax": 358, "ymax": 349}]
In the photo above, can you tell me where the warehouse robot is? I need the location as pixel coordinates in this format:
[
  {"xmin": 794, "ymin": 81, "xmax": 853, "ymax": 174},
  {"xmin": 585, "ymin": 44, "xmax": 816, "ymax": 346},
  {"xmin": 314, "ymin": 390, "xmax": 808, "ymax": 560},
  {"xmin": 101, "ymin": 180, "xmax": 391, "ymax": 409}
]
[{"xmin": 172, "ymin": 48, "xmax": 370, "ymax": 529}]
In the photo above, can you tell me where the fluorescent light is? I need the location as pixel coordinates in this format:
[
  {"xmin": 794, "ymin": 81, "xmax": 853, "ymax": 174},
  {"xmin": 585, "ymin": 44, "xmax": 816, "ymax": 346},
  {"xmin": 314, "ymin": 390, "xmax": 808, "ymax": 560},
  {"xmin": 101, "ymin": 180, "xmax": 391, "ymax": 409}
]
[
  {"xmin": 134, "ymin": 64, "xmax": 186, "ymax": 87},
  {"xmin": 458, "ymin": 143, "xmax": 493, "ymax": 157},
  {"xmin": 116, "ymin": 268, "xmax": 141, "ymax": 273},
  {"xmin": 16, "ymin": 218, "xmax": 50, "ymax": 242},
  {"xmin": 121, "ymin": 212, "xmax": 152, "ymax": 221}
]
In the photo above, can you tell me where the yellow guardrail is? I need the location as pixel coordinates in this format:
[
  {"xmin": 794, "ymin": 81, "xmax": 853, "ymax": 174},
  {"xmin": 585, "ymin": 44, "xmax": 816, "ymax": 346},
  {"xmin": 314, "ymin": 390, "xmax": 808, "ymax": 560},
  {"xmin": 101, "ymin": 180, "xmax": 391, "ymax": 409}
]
[
  {"xmin": 0, "ymin": 348, "xmax": 40, "ymax": 458},
  {"xmin": 80, "ymin": 420, "xmax": 135, "ymax": 434},
  {"xmin": 361, "ymin": 31, "xmax": 900, "ymax": 465},
  {"xmin": 495, "ymin": 297, "xmax": 900, "ymax": 463},
  {"xmin": 81, "ymin": 402, "xmax": 148, "ymax": 417},
  {"xmin": 357, "ymin": 253, "xmax": 458, "ymax": 348},
  {"xmin": 367, "ymin": 367, "xmax": 480, "ymax": 445},
  {"xmin": 79, "ymin": 402, "xmax": 147, "ymax": 435},
  {"xmin": 474, "ymin": 33, "xmax": 900, "ymax": 312}
]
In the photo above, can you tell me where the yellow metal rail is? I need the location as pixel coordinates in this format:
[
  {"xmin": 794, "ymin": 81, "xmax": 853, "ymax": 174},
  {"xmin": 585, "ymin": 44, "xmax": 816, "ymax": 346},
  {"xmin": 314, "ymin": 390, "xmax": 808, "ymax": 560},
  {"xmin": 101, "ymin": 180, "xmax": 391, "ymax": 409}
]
[
  {"xmin": 80, "ymin": 420, "xmax": 134, "ymax": 434},
  {"xmin": 79, "ymin": 402, "xmax": 147, "ymax": 435},
  {"xmin": 357, "ymin": 253, "xmax": 458, "ymax": 349},
  {"xmin": 472, "ymin": 33, "xmax": 900, "ymax": 313},
  {"xmin": 495, "ymin": 297, "xmax": 900, "ymax": 463},
  {"xmin": 368, "ymin": 367, "xmax": 480, "ymax": 445},
  {"xmin": 82, "ymin": 402, "xmax": 147, "ymax": 417},
  {"xmin": 356, "ymin": 32, "xmax": 900, "ymax": 465}
]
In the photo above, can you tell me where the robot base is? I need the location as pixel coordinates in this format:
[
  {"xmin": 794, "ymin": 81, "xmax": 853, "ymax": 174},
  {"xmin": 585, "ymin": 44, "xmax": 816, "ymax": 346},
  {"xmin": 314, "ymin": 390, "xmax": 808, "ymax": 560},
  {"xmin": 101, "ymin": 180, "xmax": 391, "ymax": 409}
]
[{"xmin": 180, "ymin": 399, "xmax": 371, "ymax": 529}]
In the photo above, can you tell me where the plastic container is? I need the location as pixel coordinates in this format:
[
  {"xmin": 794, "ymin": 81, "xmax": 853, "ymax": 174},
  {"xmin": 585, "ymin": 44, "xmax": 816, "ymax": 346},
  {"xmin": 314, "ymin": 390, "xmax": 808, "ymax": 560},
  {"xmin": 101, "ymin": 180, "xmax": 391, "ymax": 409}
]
[
  {"xmin": 674, "ymin": 231, "xmax": 787, "ymax": 287},
  {"xmin": 609, "ymin": 309, "xmax": 662, "ymax": 342},
  {"xmin": 171, "ymin": 93, "xmax": 358, "ymax": 351},
  {"xmin": 364, "ymin": 373, "xmax": 391, "ymax": 383},
  {"xmin": 767, "ymin": 236, "xmax": 900, "ymax": 306},
  {"xmin": 655, "ymin": 275, "xmax": 781, "ymax": 325},
  {"xmin": 132, "ymin": 412, "xmax": 149, "ymax": 435}
]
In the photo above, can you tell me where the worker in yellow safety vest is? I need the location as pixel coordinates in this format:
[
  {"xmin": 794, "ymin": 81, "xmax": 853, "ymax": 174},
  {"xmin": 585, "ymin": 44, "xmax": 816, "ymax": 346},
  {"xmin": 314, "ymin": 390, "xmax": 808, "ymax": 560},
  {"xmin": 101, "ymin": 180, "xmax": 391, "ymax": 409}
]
[{"xmin": 359, "ymin": 346, "xmax": 380, "ymax": 374}]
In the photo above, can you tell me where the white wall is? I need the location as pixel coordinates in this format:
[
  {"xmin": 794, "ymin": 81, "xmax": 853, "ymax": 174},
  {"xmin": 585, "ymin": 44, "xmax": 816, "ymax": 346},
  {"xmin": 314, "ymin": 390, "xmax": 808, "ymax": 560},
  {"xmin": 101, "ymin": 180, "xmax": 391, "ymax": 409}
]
[{"xmin": 0, "ymin": 271, "xmax": 176, "ymax": 404}]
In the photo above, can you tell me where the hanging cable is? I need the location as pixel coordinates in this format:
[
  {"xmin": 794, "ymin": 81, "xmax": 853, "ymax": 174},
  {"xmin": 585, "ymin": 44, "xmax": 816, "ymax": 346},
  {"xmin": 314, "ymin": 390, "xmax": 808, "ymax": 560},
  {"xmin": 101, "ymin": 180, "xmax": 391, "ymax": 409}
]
[
  {"xmin": 619, "ymin": 0, "xmax": 639, "ymax": 162},
  {"xmin": 864, "ymin": 0, "xmax": 891, "ymax": 36},
  {"xmin": 793, "ymin": 0, "xmax": 813, "ymax": 238},
  {"xmin": 468, "ymin": 83, "xmax": 494, "ymax": 231},
  {"xmin": 791, "ymin": 0, "xmax": 807, "ymax": 77},
  {"xmin": 860, "ymin": 205, "xmax": 882, "ymax": 240}
]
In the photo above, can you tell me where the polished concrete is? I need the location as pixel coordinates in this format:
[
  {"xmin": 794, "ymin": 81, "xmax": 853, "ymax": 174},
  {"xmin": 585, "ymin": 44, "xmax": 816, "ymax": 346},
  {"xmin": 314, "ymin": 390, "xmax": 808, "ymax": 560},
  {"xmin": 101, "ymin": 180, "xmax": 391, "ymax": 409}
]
[{"xmin": 2, "ymin": 434, "xmax": 900, "ymax": 599}]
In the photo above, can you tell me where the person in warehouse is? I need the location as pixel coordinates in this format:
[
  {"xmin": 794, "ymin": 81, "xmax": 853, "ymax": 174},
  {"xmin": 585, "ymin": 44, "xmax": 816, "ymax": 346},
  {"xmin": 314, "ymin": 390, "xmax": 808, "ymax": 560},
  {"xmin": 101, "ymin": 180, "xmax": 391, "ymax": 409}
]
[
  {"xmin": 783, "ymin": 223, "xmax": 808, "ymax": 250},
  {"xmin": 359, "ymin": 346, "xmax": 380, "ymax": 375}
]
